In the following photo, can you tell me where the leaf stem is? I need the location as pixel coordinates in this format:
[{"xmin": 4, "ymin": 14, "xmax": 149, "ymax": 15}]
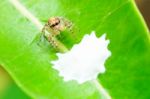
[
  {"xmin": 92, "ymin": 79, "xmax": 111, "ymax": 99},
  {"xmin": 9, "ymin": 0, "xmax": 43, "ymax": 30}
]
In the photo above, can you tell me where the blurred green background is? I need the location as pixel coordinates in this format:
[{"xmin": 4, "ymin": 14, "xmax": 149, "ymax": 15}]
[{"xmin": 0, "ymin": 0, "xmax": 149, "ymax": 99}]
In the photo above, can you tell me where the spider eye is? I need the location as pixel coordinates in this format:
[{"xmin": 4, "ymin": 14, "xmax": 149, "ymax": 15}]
[
  {"xmin": 50, "ymin": 24, "xmax": 56, "ymax": 27},
  {"xmin": 55, "ymin": 22, "xmax": 59, "ymax": 26}
]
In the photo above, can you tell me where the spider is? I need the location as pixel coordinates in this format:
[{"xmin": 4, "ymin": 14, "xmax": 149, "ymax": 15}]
[{"xmin": 41, "ymin": 17, "xmax": 73, "ymax": 48}]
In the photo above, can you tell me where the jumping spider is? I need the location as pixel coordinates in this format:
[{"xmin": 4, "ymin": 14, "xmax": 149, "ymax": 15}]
[{"xmin": 41, "ymin": 17, "xmax": 73, "ymax": 48}]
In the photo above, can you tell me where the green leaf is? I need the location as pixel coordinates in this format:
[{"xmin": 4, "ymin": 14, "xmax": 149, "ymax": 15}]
[
  {"xmin": 0, "ymin": 0, "xmax": 150, "ymax": 99},
  {"xmin": 0, "ymin": 66, "xmax": 30, "ymax": 99},
  {"xmin": 2, "ymin": 82, "xmax": 30, "ymax": 99}
]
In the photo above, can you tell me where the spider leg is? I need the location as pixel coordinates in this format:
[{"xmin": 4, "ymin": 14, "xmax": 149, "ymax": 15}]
[
  {"xmin": 47, "ymin": 35, "xmax": 58, "ymax": 48},
  {"xmin": 42, "ymin": 23, "xmax": 49, "ymax": 33}
]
